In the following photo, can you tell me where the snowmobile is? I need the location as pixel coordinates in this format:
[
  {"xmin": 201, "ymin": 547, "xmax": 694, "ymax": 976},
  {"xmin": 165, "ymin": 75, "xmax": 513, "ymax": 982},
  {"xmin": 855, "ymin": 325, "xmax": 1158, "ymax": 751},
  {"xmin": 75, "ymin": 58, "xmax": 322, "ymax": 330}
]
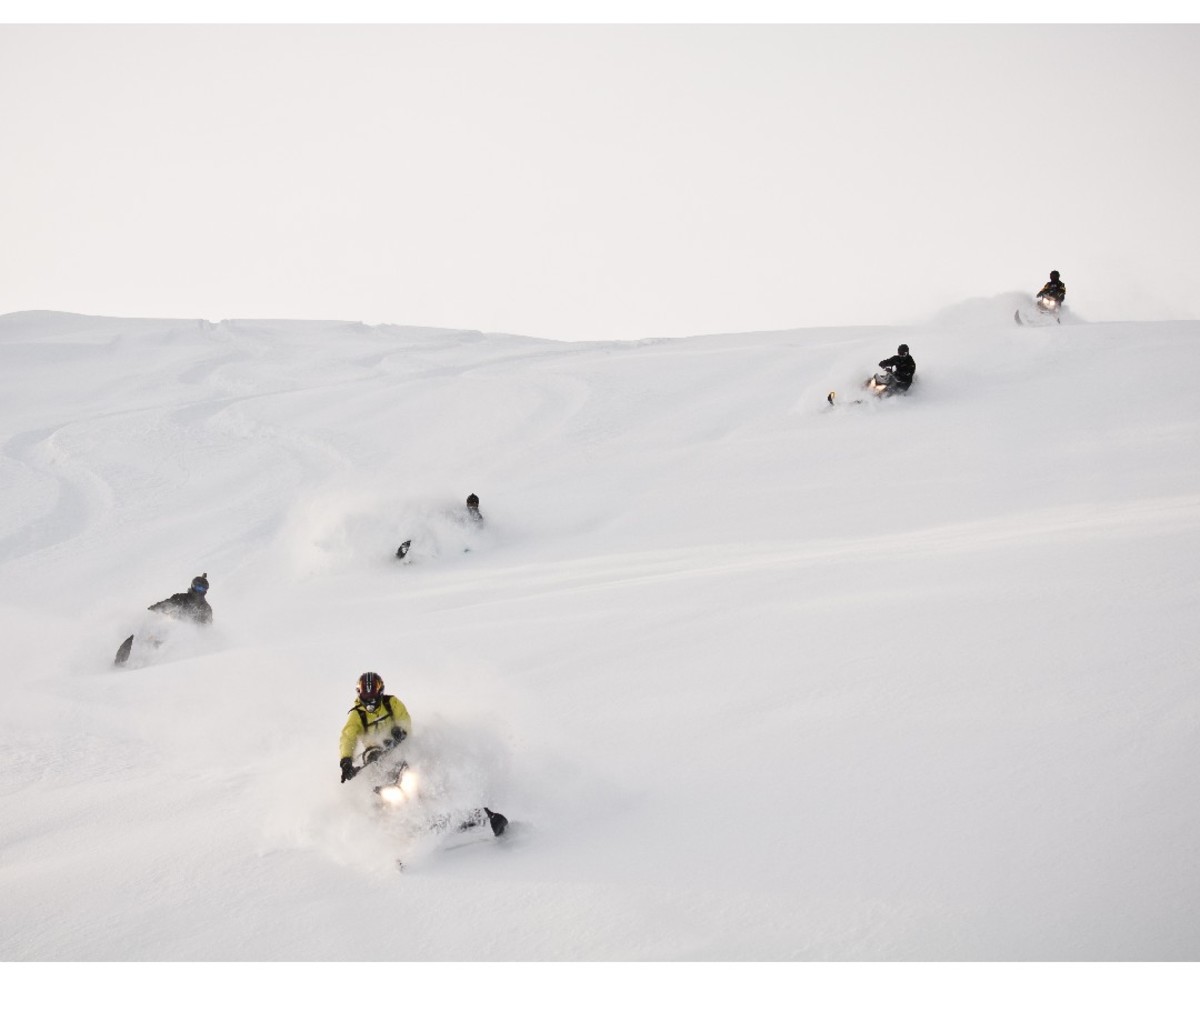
[
  {"xmin": 865, "ymin": 367, "xmax": 907, "ymax": 397},
  {"xmin": 1037, "ymin": 293, "xmax": 1062, "ymax": 317},
  {"xmin": 112, "ymin": 614, "xmax": 207, "ymax": 668},
  {"xmin": 1015, "ymin": 293, "xmax": 1062, "ymax": 326},
  {"xmin": 827, "ymin": 368, "xmax": 910, "ymax": 406},
  {"xmin": 347, "ymin": 745, "xmax": 508, "ymax": 839},
  {"xmin": 394, "ymin": 496, "xmax": 486, "ymax": 562}
]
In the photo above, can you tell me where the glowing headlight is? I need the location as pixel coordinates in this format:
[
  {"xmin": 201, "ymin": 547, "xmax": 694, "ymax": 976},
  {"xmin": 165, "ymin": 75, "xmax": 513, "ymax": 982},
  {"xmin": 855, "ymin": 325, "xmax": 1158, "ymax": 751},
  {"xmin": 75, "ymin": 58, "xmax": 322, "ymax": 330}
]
[
  {"xmin": 378, "ymin": 784, "xmax": 408, "ymax": 805},
  {"xmin": 378, "ymin": 770, "xmax": 419, "ymax": 806}
]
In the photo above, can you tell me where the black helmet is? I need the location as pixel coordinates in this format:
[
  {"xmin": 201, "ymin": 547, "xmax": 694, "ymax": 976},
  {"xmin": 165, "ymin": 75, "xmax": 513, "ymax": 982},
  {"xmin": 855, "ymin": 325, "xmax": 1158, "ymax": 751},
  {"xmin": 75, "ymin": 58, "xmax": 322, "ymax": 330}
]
[
  {"xmin": 466, "ymin": 494, "xmax": 480, "ymax": 507},
  {"xmin": 1049, "ymin": 270, "xmax": 1060, "ymax": 281},
  {"xmin": 897, "ymin": 344, "xmax": 910, "ymax": 356},
  {"xmin": 357, "ymin": 672, "xmax": 384, "ymax": 706},
  {"xmin": 191, "ymin": 573, "xmax": 209, "ymax": 595}
]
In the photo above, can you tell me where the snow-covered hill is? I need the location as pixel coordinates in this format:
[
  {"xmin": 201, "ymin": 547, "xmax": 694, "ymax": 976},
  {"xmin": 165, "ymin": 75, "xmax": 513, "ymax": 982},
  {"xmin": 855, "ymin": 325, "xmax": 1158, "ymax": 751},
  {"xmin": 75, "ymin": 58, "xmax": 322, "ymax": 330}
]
[{"xmin": 2, "ymin": 304, "xmax": 1198, "ymax": 962}]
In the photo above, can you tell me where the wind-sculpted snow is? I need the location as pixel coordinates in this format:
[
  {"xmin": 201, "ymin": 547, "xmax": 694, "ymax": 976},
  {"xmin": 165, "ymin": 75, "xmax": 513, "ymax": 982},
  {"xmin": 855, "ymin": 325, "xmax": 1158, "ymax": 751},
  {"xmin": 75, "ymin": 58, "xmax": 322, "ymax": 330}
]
[{"xmin": 1, "ymin": 309, "xmax": 1198, "ymax": 961}]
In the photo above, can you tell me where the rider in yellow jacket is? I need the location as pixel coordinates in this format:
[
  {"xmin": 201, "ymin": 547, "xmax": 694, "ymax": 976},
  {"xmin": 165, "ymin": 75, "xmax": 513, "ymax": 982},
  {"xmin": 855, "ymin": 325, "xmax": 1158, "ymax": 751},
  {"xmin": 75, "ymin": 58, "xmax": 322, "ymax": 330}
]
[{"xmin": 339, "ymin": 672, "xmax": 413, "ymax": 782}]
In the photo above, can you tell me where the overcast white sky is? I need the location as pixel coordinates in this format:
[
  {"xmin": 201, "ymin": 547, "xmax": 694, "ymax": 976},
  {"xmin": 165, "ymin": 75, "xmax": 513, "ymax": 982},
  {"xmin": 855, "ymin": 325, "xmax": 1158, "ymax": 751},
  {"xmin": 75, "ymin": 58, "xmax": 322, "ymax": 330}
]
[{"xmin": 2, "ymin": 5, "xmax": 1198, "ymax": 340}]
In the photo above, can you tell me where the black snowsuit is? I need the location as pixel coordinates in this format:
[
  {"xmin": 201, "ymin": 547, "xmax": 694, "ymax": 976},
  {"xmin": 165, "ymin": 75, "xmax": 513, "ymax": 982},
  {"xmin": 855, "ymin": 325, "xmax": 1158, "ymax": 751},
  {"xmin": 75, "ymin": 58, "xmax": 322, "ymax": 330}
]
[
  {"xmin": 465, "ymin": 495, "xmax": 484, "ymax": 526},
  {"xmin": 878, "ymin": 352, "xmax": 916, "ymax": 392},
  {"xmin": 1037, "ymin": 277, "xmax": 1066, "ymax": 303},
  {"xmin": 148, "ymin": 590, "xmax": 212, "ymax": 626}
]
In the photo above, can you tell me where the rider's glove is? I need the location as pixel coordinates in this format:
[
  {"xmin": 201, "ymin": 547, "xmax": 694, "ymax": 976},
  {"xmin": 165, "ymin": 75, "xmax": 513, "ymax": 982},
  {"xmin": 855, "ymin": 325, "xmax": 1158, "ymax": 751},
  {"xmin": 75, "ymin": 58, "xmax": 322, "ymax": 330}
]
[
  {"xmin": 340, "ymin": 757, "xmax": 356, "ymax": 783},
  {"xmin": 389, "ymin": 726, "xmax": 407, "ymax": 745}
]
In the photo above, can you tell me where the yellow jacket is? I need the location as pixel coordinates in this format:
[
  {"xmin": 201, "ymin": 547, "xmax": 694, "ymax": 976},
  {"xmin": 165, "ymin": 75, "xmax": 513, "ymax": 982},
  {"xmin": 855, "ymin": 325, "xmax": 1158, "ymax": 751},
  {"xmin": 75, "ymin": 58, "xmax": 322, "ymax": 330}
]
[{"xmin": 339, "ymin": 694, "xmax": 413, "ymax": 762}]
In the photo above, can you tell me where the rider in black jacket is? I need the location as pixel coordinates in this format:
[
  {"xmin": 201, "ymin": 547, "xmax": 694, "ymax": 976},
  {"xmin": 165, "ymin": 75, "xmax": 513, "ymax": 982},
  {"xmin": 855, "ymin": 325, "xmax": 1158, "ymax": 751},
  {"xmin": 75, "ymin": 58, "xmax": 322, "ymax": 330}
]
[
  {"xmin": 465, "ymin": 493, "xmax": 483, "ymax": 525},
  {"xmin": 1037, "ymin": 270, "xmax": 1066, "ymax": 304},
  {"xmin": 148, "ymin": 573, "xmax": 213, "ymax": 625},
  {"xmin": 878, "ymin": 344, "xmax": 917, "ymax": 393}
]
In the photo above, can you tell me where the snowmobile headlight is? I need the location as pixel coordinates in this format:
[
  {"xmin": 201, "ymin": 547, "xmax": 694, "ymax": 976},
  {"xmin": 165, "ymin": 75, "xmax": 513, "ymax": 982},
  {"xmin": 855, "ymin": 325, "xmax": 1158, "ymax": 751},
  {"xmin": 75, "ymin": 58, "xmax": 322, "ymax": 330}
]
[
  {"xmin": 378, "ymin": 784, "xmax": 409, "ymax": 805},
  {"xmin": 377, "ymin": 770, "xmax": 418, "ymax": 805}
]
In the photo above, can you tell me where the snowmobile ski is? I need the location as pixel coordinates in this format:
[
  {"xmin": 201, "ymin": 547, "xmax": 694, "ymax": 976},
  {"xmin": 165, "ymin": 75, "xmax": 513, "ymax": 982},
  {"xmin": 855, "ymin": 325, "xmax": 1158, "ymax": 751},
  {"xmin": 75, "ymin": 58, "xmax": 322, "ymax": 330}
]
[
  {"xmin": 394, "ymin": 808, "xmax": 509, "ymax": 871},
  {"xmin": 826, "ymin": 390, "xmax": 865, "ymax": 407},
  {"xmin": 114, "ymin": 634, "xmax": 134, "ymax": 666},
  {"xmin": 1016, "ymin": 308, "xmax": 1061, "ymax": 326},
  {"xmin": 484, "ymin": 808, "xmax": 508, "ymax": 836},
  {"xmin": 449, "ymin": 806, "xmax": 508, "ymax": 837}
]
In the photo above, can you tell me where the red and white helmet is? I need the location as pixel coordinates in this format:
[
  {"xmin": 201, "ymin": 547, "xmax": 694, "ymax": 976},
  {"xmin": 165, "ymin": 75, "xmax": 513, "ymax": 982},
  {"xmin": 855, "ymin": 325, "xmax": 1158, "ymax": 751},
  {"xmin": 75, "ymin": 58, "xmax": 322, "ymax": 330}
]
[{"xmin": 357, "ymin": 672, "xmax": 384, "ymax": 705}]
